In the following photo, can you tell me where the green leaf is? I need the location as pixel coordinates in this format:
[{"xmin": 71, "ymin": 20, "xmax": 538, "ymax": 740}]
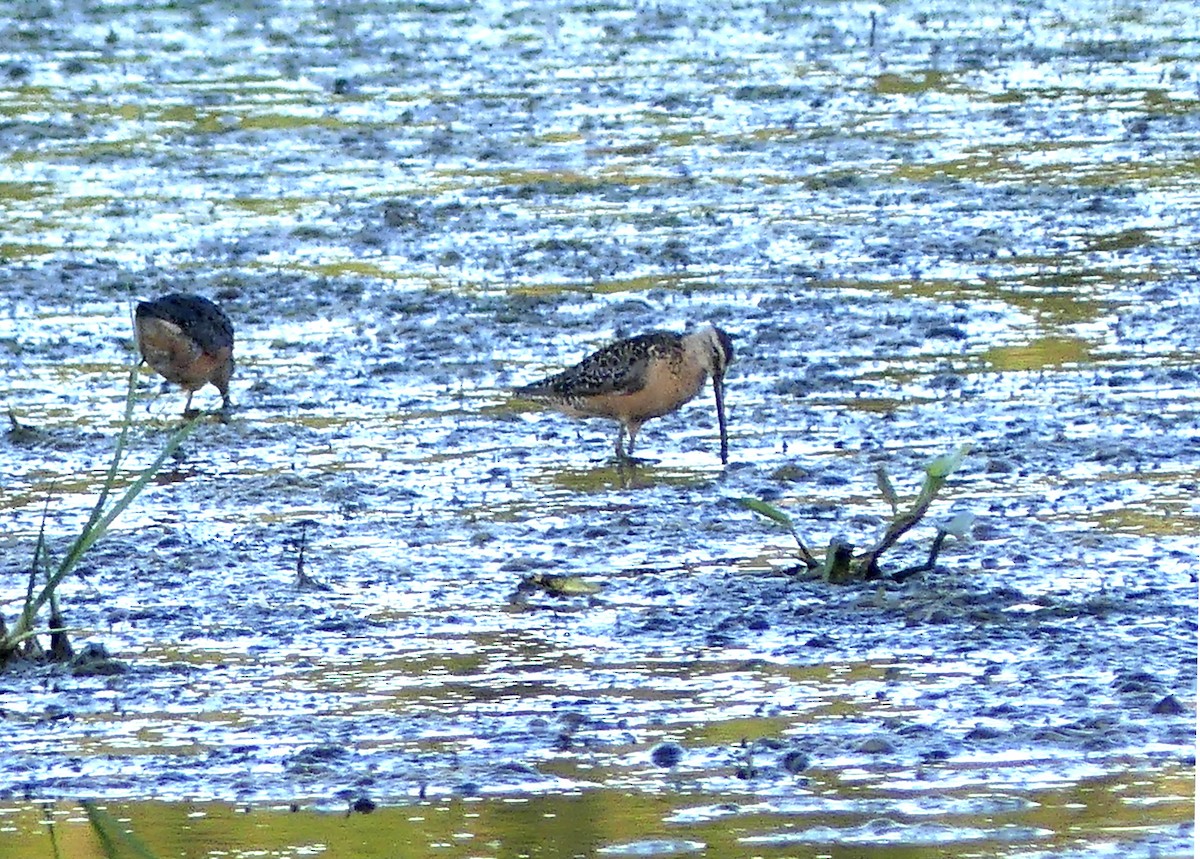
[
  {"xmin": 874, "ymin": 464, "xmax": 899, "ymax": 511},
  {"xmin": 925, "ymin": 444, "xmax": 970, "ymax": 480},
  {"xmin": 738, "ymin": 497, "xmax": 794, "ymax": 528},
  {"xmin": 524, "ymin": 574, "xmax": 602, "ymax": 596},
  {"xmin": 938, "ymin": 511, "xmax": 976, "ymax": 539}
]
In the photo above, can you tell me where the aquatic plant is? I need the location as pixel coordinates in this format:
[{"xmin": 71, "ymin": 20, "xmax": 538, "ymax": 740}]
[
  {"xmin": 82, "ymin": 801, "xmax": 162, "ymax": 859},
  {"xmin": 290, "ymin": 519, "xmax": 331, "ymax": 591},
  {"xmin": 513, "ymin": 572, "xmax": 603, "ymax": 601},
  {"xmin": 740, "ymin": 446, "xmax": 972, "ymax": 583},
  {"xmin": 0, "ymin": 366, "xmax": 198, "ymax": 667}
]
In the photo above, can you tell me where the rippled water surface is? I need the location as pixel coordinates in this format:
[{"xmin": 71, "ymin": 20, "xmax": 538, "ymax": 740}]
[{"xmin": 0, "ymin": 0, "xmax": 1196, "ymax": 856}]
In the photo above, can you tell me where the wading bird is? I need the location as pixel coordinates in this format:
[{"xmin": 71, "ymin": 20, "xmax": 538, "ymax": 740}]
[
  {"xmin": 134, "ymin": 293, "xmax": 235, "ymax": 416},
  {"xmin": 515, "ymin": 324, "xmax": 734, "ymax": 464}
]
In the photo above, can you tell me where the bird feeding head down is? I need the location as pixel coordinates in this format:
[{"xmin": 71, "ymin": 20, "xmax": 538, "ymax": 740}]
[{"xmin": 693, "ymin": 324, "xmax": 735, "ymax": 465}]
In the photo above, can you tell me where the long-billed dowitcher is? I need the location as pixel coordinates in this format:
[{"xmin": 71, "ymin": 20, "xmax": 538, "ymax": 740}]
[
  {"xmin": 134, "ymin": 293, "xmax": 235, "ymax": 416},
  {"xmin": 515, "ymin": 324, "xmax": 734, "ymax": 464}
]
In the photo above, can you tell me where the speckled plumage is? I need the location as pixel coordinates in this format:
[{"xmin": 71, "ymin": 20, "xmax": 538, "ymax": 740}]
[
  {"xmin": 516, "ymin": 324, "xmax": 734, "ymax": 463},
  {"xmin": 135, "ymin": 293, "xmax": 235, "ymax": 415}
]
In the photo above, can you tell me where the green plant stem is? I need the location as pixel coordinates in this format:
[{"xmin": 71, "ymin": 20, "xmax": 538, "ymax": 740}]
[
  {"xmin": 854, "ymin": 474, "xmax": 946, "ymax": 577},
  {"xmin": 76, "ymin": 365, "xmax": 141, "ymax": 545},
  {"xmin": 82, "ymin": 801, "xmax": 163, "ymax": 859},
  {"xmin": 43, "ymin": 803, "xmax": 64, "ymax": 859},
  {"xmin": 893, "ymin": 528, "xmax": 949, "ymax": 582},
  {"xmin": 20, "ymin": 417, "xmax": 197, "ymax": 630}
]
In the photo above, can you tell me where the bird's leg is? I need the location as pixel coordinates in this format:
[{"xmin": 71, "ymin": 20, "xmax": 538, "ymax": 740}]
[
  {"xmin": 615, "ymin": 422, "xmax": 653, "ymax": 467},
  {"xmin": 614, "ymin": 428, "xmax": 637, "ymax": 475},
  {"xmin": 614, "ymin": 425, "xmax": 629, "ymax": 461}
]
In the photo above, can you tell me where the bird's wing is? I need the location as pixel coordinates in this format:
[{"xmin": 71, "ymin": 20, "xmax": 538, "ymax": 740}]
[
  {"xmin": 178, "ymin": 306, "xmax": 234, "ymax": 353},
  {"xmin": 518, "ymin": 333, "xmax": 668, "ymax": 398},
  {"xmin": 138, "ymin": 296, "xmax": 234, "ymax": 353}
]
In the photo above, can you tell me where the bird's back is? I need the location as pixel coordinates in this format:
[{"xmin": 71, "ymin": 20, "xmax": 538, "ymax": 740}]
[
  {"xmin": 516, "ymin": 331, "xmax": 681, "ymax": 400},
  {"xmin": 135, "ymin": 294, "xmax": 234, "ymax": 354}
]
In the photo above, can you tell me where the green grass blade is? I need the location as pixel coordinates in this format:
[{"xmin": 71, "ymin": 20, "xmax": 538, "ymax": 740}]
[
  {"xmin": 42, "ymin": 804, "xmax": 64, "ymax": 859},
  {"xmin": 77, "ymin": 364, "xmax": 141, "ymax": 541},
  {"xmin": 738, "ymin": 497, "xmax": 794, "ymax": 528},
  {"xmin": 38, "ymin": 417, "xmax": 199, "ymax": 602},
  {"xmin": 82, "ymin": 802, "xmax": 163, "ymax": 859},
  {"xmin": 14, "ymin": 414, "xmax": 199, "ymax": 640},
  {"xmin": 874, "ymin": 464, "xmax": 899, "ymax": 513},
  {"xmin": 19, "ymin": 496, "xmax": 55, "ymax": 643}
]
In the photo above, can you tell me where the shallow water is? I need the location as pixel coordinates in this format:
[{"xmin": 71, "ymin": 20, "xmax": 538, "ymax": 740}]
[
  {"xmin": 0, "ymin": 0, "xmax": 1196, "ymax": 856},
  {"xmin": 0, "ymin": 770, "xmax": 1194, "ymax": 859}
]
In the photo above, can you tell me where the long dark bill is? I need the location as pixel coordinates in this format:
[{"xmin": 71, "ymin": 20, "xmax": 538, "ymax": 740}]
[{"xmin": 714, "ymin": 374, "xmax": 728, "ymax": 465}]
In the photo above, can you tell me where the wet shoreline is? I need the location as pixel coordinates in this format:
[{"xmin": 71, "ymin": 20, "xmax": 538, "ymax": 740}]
[{"xmin": 1, "ymin": 0, "xmax": 1196, "ymax": 856}]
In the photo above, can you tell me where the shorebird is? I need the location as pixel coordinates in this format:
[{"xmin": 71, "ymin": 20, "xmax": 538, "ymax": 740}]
[
  {"xmin": 515, "ymin": 324, "xmax": 734, "ymax": 464},
  {"xmin": 134, "ymin": 293, "xmax": 235, "ymax": 416}
]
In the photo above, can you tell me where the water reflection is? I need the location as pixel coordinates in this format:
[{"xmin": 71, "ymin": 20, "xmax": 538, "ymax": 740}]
[{"xmin": 2, "ymin": 768, "xmax": 1191, "ymax": 859}]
